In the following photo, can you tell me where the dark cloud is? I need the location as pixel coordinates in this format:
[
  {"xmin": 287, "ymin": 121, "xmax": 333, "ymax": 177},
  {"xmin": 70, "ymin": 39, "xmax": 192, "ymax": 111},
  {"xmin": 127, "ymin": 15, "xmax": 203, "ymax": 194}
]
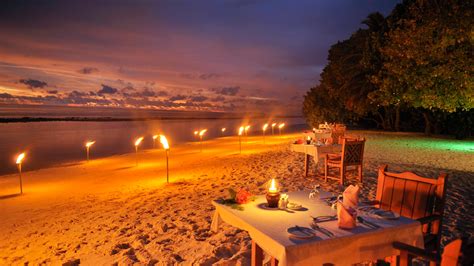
[
  {"xmin": 78, "ymin": 67, "xmax": 99, "ymax": 74},
  {"xmin": 19, "ymin": 79, "xmax": 47, "ymax": 89},
  {"xmin": 98, "ymin": 84, "xmax": 118, "ymax": 94},
  {"xmin": 0, "ymin": 93, "xmax": 14, "ymax": 99},
  {"xmin": 169, "ymin": 95, "xmax": 187, "ymax": 101},
  {"xmin": 189, "ymin": 95, "xmax": 208, "ymax": 102},
  {"xmin": 210, "ymin": 86, "xmax": 240, "ymax": 96},
  {"xmin": 47, "ymin": 90, "xmax": 58, "ymax": 94},
  {"xmin": 210, "ymin": 96, "xmax": 225, "ymax": 102}
]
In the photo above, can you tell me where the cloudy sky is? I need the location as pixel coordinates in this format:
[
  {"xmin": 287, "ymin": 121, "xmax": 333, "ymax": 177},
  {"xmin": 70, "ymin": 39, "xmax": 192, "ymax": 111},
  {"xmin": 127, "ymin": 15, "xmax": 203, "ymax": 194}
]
[{"xmin": 0, "ymin": 0, "xmax": 398, "ymax": 115}]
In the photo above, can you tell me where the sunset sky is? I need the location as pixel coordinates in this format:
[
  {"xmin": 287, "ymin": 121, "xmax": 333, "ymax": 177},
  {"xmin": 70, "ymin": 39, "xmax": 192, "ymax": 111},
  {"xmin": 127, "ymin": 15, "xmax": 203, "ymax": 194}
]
[{"xmin": 0, "ymin": 0, "xmax": 398, "ymax": 115}]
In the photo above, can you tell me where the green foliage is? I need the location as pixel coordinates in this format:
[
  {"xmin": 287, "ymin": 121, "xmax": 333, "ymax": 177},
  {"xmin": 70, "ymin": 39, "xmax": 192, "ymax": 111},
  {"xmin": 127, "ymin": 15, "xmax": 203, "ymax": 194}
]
[{"xmin": 303, "ymin": 0, "xmax": 474, "ymax": 137}]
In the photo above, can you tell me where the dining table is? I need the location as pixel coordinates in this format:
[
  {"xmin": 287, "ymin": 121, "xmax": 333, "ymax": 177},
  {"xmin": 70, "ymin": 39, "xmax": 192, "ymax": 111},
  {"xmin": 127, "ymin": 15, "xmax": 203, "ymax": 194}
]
[
  {"xmin": 290, "ymin": 143, "xmax": 342, "ymax": 177},
  {"xmin": 211, "ymin": 191, "xmax": 424, "ymax": 266}
]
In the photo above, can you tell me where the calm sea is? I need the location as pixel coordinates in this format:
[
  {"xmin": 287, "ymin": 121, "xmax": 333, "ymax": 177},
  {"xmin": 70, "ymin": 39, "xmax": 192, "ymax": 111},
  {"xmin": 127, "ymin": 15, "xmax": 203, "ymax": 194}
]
[{"xmin": 0, "ymin": 117, "xmax": 306, "ymax": 175}]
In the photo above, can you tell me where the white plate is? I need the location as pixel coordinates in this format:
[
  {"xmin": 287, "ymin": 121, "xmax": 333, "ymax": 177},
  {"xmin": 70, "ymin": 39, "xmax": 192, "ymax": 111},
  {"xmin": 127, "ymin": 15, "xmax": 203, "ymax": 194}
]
[
  {"xmin": 287, "ymin": 226, "xmax": 316, "ymax": 239},
  {"xmin": 287, "ymin": 202, "xmax": 305, "ymax": 211}
]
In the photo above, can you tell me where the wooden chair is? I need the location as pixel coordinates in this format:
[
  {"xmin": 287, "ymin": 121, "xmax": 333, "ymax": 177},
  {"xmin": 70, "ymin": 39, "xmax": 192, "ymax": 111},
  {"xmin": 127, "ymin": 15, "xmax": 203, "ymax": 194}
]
[
  {"xmin": 373, "ymin": 165, "xmax": 448, "ymax": 264},
  {"xmin": 393, "ymin": 239, "xmax": 462, "ymax": 266},
  {"xmin": 324, "ymin": 138, "xmax": 365, "ymax": 185},
  {"xmin": 331, "ymin": 127, "xmax": 346, "ymax": 144}
]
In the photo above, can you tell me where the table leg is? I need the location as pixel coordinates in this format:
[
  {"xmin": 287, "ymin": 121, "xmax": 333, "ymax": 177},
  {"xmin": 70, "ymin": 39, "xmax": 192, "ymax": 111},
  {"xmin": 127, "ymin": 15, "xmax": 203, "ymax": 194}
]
[
  {"xmin": 304, "ymin": 154, "xmax": 309, "ymax": 177},
  {"xmin": 270, "ymin": 257, "xmax": 279, "ymax": 266},
  {"xmin": 251, "ymin": 240, "xmax": 263, "ymax": 266}
]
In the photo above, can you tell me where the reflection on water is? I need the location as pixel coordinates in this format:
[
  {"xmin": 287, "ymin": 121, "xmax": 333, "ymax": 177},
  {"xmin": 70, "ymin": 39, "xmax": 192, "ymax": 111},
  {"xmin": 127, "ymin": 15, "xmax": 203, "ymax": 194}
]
[{"xmin": 0, "ymin": 118, "xmax": 305, "ymax": 175}]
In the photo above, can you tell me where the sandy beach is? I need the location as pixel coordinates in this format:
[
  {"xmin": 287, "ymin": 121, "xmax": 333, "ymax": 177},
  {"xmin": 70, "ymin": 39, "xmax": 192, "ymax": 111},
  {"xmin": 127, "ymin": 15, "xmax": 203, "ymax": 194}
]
[{"xmin": 0, "ymin": 131, "xmax": 473, "ymax": 265}]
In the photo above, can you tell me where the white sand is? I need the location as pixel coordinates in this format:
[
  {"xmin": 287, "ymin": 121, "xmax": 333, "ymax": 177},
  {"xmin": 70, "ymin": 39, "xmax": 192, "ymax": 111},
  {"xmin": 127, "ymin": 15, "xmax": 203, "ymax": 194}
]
[{"xmin": 0, "ymin": 131, "xmax": 472, "ymax": 265}]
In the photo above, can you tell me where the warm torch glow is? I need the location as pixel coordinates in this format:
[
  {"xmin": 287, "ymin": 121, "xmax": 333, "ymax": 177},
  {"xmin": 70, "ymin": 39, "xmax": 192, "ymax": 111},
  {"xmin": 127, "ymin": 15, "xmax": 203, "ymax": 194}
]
[
  {"xmin": 278, "ymin": 123, "xmax": 285, "ymax": 129},
  {"xmin": 16, "ymin": 153, "xmax": 25, "ymax": 164},
  {"xmin": 238, "ymin": 126, "xmax": 244, "ymax": 135},
  {"xmin": 159, "ymin": 135, "xmax": 169, "ymax": 150},
  {"xmin": 153, "ymin": 135, "xmax": 158, "ymax": 140},
  {"xmin": 271, "ymin": 123, "xmax": 277, "ymax": 128},
  {"xmin": 221, "ymin": 128, "xmax": 226, "ymax": 132},
  {"xmin": 263, "ymin": 123, "xmax": 269, "ymax": 131},
  {"xmin": 194, "ymin": 130, "xmax": 198, "ymax": 135},
  {"xmin": 85, "ymin": 141, "xmax": 95, "ymax": 148},
  {"xmin": 245, "ymin": 125, "xmax": 250, "ymax": 132},
  {"xmin": 268, "ymin": 178, "xmax": 277, "ymax": 193},
  {"xmin": 135, "ymin": 137, "xmax": 144, "ymax": 147},
  {"xmin": 199, "ymin": 129, "xmax": 207, "ymax": 136}
]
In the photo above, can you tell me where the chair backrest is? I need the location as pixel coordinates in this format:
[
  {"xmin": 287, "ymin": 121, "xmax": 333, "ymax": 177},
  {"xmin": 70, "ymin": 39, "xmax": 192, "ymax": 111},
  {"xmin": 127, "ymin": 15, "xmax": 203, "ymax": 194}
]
[
  {"xmin": 441, "ymin": 239, "xmax": 462, "ymax": 266},
  {"xmin": 376, "ymin": 165, "xmax": 448, "ymax": 242},
  {"xmin": 341, "ymin": 138, "xmax": 365, "ymax": 166},
  {"xmin": 331, "ymin": 128, "xmax": 346, "ymax": 144}
]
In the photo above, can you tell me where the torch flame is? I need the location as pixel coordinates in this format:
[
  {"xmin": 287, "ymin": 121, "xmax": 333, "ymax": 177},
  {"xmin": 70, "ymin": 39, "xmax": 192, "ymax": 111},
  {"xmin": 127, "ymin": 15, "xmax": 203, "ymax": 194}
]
[
  {"xmin": 152, "ymin": 135, "xmax": 158, "ymax": 140},
  {"xmin": 271, "ymin": 123, "xmax": 277, "ymax": 127},
  {"xmin": 238, "ymin": 126, "xmax": 244, "ymax": 136},
  {"xmin": 135, "ymin": 137, "xmax": 144, "ymax": 146},
  {"xmin": 221, "ymin": 128, "xmax": 226, "ymax": 132},
  {"xmin": 245, "ymin": 125, "xmax": 250, "ymax": 131},
  {"xmin": 194, "ymin": 130, "xmax": 198, "ymax": 135},
  {"xmin": 85, "ymin": 141, "xmax": 95, "ymax": 148},
  {"xmin": 199, "ymin": 129, "xmax": 207, "ymax": 136},
  {"xmin": 159, "ymin": 135, "xmax": 169, "ymax": 150},
  {"xmin": 278, "ymin": 123, "xmax": 285, "ymax": 129},
  {"xmin": 263, "ymin": 123, "xmax": 268, "ymax": 131},
  {"xmin": 269, "ymin": 178, "xmax": 277, "ymax": 193},
  {"xmin": 16, "ymin": 153, "xmax": 25, "ymax": 164}
]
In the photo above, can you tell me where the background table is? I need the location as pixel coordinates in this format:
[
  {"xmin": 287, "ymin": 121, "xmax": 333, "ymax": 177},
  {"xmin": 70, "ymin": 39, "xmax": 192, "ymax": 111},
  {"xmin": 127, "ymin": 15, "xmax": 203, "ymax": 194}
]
[
  {"xmin": 211, "ymin": 191, "xmax": 424, "ymax": 266},
  {"xmin": 290, "ymin": 144, "xmax": 341, "ymax": 177}
]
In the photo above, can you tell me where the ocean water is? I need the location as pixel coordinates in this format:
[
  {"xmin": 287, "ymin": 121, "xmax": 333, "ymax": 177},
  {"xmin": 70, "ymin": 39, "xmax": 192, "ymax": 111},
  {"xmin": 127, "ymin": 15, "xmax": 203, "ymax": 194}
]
[{"xmin": 0, "ymin": 117, "xmax": 306, "ymax": 175}]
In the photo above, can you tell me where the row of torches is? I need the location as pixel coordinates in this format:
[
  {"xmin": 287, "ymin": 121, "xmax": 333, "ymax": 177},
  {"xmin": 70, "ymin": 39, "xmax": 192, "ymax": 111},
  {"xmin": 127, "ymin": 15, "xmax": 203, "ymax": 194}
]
[{"xmin": 12, "ymin": 122, "xmax": 285, "ymax": 194}]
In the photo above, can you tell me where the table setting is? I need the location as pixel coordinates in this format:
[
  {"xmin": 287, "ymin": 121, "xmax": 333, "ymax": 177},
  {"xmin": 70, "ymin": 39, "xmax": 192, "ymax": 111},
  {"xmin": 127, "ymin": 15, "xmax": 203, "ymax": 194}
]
[{"xmin": 211, "ymin": 180, "xmax": 424, "ymax": 265}]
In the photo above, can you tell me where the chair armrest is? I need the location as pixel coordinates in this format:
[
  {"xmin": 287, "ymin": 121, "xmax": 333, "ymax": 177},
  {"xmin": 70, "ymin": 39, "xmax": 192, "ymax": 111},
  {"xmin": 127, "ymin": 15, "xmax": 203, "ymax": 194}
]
[
  {"xmin": 417, "ymin": 214, "xmax": 441, "ymax": 225},
  {"xmin": 393, "ymin": 242, "xmax": 440, "ymax": 263},
  {"xmin": 360, "ymin": 200, "xmax": 380, "ymax": 206}
]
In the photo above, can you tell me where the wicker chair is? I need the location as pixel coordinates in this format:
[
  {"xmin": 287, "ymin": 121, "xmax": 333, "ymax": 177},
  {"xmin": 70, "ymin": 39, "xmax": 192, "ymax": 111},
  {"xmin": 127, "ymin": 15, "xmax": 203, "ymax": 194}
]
[{"xmin": 324, "ymin": 137, "xmax": 365, "ymax": 185}]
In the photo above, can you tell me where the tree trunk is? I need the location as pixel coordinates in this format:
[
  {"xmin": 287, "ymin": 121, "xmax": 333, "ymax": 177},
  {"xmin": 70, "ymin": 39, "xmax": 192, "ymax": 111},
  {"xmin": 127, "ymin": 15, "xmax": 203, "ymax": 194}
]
[
  {"xmin": 395, "ymin": 105, "xmax": 401, "ymax": 132},
  {"xmin": 422, "ymin": 111, "xmax": 431, "ymax": 135}
]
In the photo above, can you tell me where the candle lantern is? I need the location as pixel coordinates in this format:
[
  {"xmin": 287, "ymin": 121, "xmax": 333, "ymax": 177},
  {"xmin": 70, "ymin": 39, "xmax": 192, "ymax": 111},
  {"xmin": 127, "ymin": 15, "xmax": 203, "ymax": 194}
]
[{"xmin": 266, "ymin": 178, "xmax": 280, "ymax": 208}]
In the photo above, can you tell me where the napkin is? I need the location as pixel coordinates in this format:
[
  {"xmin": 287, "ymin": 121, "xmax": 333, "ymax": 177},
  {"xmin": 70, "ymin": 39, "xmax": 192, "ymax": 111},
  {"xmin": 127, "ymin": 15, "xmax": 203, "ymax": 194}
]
[
  {"xmin": 343, "ymin": 185, "xmax": 359, "ymax": 209},
  {"xmin": 337, "ymin": 201, "xmax": 356, "ymax": 229}
]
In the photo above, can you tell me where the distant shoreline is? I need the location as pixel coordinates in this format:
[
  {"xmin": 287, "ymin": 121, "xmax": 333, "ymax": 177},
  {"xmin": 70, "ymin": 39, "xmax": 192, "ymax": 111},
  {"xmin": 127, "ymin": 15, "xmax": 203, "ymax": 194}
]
[{"xmin": 0, "ymin": 115, "xmax": 303, "ymax": 123}]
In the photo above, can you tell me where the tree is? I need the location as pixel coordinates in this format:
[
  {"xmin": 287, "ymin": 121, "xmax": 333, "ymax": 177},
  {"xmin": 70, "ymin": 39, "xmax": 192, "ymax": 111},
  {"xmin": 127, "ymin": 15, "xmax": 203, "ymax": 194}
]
[{"xmin": 370, "ymin": 0, "xmax": 474, "ymax": 134}]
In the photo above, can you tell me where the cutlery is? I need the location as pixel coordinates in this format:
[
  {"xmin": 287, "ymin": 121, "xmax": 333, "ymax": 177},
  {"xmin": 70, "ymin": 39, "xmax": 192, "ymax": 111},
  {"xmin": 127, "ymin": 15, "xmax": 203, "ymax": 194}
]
[
  {"xmin": 310, "ymin": 222, "xmax": 334, "ymax": 238},
  {"xmin": 311, "ymin": 215, "xmax": 337, "ymax": 223},
  {"xmin": 294, "ymin": 225, "xmax": 314, "ymax": 237},
  {"xmin": 357, "ymin": 216, "xmax": 381, "ymax": 229}
]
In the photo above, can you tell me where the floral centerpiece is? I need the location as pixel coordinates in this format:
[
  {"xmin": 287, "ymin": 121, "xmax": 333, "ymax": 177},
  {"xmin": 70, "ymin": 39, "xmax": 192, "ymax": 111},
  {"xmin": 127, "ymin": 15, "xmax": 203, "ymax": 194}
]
[{"xmin": 219, "ymin": 188, "xmax": 255, "ymax": 210}]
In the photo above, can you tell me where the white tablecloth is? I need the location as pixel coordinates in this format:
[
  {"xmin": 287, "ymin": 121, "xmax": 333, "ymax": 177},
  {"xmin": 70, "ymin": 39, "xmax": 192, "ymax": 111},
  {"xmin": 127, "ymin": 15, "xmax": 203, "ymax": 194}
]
[
  {"xmin": 290, "ymin": 144, "xmax": 341, "ymax": 161},
  {"xmin": 211, "ymin": 191, "xmax": 424, "ymax": 266}
]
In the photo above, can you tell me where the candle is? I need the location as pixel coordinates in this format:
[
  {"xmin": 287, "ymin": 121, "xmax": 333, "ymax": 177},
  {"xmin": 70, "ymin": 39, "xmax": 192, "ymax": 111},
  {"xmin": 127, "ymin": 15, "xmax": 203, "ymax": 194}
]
[{"xmin": 266, "ymin": 178, "xmax": 280, "ymax": 208}]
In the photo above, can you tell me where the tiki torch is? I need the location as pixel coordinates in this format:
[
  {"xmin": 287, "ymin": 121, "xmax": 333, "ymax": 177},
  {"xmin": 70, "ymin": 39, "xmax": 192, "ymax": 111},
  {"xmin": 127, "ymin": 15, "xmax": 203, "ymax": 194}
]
[
  {"xmin": 199, "ymin": 129, "xmax": 207, "ymax": 152},
  {"xmin": 238, "ymin": 126, "xmax": 244, "ymax": 154},
  {"xmin": 221, "ymin": 128, "xmax": 226, "ymax": 135},
  {"xmin": 278, "ymin": 123, "xmax": 285, "ymax": 135},
  {"xmin": 16, "ymin": 153, "xmax": 25, "ymax": 194},
  {"xmin": 159, "ymin": 135, "xmax": 170, "ymax": 183},
  {"xmin": 244, "ymin": 125, "xmax": 250, "ymax": 137},
  {"xmin": 152, "ymin": 135, "xmax": 158, "ymax": 148},
  {"xmin": 262, "ymin": 123, "xmax": 268, "ymax": 144},
  {"xmin": 85, "ymin": 141, "xmax": 95, "ymax": 162},
  {"xmin": 134, "ymin": 136, "xmax": 144, "ymax": 166},
  {"xmin": 271, "ymin": 123, "xmax": 277, "ymax": 135}
]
